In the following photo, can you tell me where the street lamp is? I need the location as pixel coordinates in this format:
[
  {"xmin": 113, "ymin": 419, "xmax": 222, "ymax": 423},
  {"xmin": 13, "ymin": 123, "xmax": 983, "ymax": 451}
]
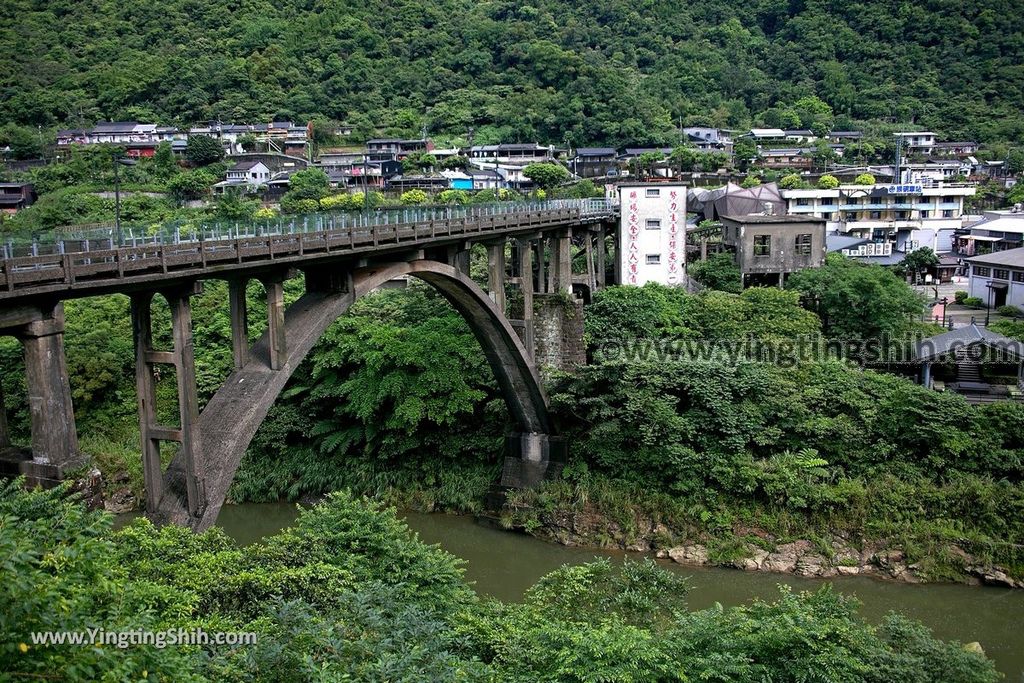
[
  {"xmin": 112, "ymin": 152, "xmax": 137, "ymax": 246},
  {"xmin": 985, "ymin": 282, "xmax": 994, "ymax": 326}
]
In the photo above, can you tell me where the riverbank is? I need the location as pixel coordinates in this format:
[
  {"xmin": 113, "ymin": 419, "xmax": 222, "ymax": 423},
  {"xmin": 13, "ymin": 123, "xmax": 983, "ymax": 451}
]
[
  {"xmin": 495, "ymin": 476, "xmax": 1024, "ymax": 590},
  {"xmin": 172, "ymin": 500, "xmax": 1024, "ymax": 680}
]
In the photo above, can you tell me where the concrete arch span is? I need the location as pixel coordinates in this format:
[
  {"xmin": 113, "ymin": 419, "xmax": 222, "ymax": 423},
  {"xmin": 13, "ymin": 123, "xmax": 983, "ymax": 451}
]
[{"xmin": 153, "ymin": 259, "xmax": 554, "ymax": 530}]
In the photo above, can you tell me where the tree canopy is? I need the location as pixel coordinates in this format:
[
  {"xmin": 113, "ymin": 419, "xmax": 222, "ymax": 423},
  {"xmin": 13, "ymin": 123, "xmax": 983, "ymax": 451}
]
[{"xmin": 1, "ymin": 0, "xmax": 1022, "ymax": 148}]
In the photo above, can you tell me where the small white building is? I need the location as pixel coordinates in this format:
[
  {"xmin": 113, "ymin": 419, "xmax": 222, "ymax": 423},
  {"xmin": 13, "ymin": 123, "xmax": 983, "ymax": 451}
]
[
  {"xmin": 617, "ymin": 183, "xmax": 687, "ymax": 286},
  {"xmin": 894, "ymin": 131, "xmax": 937, "ymax": 156},
  {"xmin": 214, "ymin": 161, "xmax": 271, "ymax": 194},
  {"xmin": 966, "ymin": 247, "xmax": 1024, "ymax": 310}
]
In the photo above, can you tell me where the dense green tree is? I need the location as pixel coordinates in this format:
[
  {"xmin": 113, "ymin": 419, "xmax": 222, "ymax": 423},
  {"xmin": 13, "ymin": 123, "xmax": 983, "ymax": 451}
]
[
  {"xmin": 184, "ymin": 135, "xmax": 225, "ymax": 166},
  {"xmin": 688, "ymin": 253, "xmax": 742, "ymax": 293},
  {"xmin": 818, "ymin": 174, "xmax": 840, "ymax": 189},
  {"xmin": 523, "ymin": 162, "xmax": 569, "ymax": 189},
  {"xmin": 786, "ymin": 253, "xmax": 923, "ymax": 340},
  {"xmin": 900, "ymin": 247, "xmax": 939, "ymax": 284}
]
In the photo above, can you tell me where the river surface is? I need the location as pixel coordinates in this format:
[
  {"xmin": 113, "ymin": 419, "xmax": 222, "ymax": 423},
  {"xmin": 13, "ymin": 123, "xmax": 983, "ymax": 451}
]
[{"xmin": 129, "ymin": 502, "xmax": 1024, "ymax": 680}]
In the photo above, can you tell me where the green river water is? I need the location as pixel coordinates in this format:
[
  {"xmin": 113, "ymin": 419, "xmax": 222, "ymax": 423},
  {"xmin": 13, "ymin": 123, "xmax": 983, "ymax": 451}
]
[{"xmin": 128, "ymin": 502, "xmax": 1024, "ymax": 680}]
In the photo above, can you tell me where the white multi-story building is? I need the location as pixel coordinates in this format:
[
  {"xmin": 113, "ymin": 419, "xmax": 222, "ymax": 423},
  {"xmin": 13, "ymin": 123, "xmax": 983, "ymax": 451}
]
[
  {"xmin": 780, "ymin": 183, "xmax": 975, "ymax": 258},
  {"xmin": 894, "ymin": 131, "xmax": 937, "ymax": 156},
  {"xmin": 617, "ymin": 184, "xmax": 686, "ymax": 286}
]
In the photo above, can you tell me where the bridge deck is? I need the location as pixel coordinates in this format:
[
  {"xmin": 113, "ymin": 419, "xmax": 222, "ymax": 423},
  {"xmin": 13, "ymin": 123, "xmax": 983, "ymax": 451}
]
[{"xmin": 0, "ymin": 201, "xmax": 616, "ymax": 303}]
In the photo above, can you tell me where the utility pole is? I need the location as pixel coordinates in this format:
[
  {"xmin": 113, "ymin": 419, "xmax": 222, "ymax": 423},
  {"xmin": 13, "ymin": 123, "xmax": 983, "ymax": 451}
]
[{"xmin": 893, "ymin": 134, "xmax": 904, "ymax": 184}]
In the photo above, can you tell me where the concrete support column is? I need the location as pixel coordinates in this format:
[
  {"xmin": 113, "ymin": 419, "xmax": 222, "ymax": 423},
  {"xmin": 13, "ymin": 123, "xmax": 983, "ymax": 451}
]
[
  {"xmin": 131, "ymin": 285, "xmax": 205, "ymax": 519},
  {"xmin": 596, "ymin": 225, "xmax": 607, "ymax": 288},
  {"xmin": 446, "ymin": 245, "xmax": 470, "ymax": 276},
  {"xmin": 131, "ymin": 292, "xmax": 162, "ymax": 512},
  {"xmin": 168, "ymin": 288, "xmax": 203, "ymax": 518},
  {"xmin": 584, "ymin": 231, "xmax": 596, "ymax": 293},
  {"xmin": 534, "ymin": 239, "xmax": 547, "ymax": 293},
  {"xmin": 260, "ymin": 275, "xmax": 287, "ymax": 371},
  {"xmin": 499, "ymin": 433, "xmax": 567, "ymax": 488},
  {"xmin": 517, "ymin": 239, "xmax": 535, "ymax": 357},
  {"xmin": 552, "ymin": 229, "xmax": 572, "ymax": 294},
  {"xmin": 921, "ymin": 361, "xmax": 932, "ymax": 389},
  {"xmin": 228, "ymin": 278, "xmax": 249, "ymax": 370},
  {"xmin": 20, "ymin": 304, "xmax": 79, "ymax": 468},
  {"xmin": 486, "ymin": 241, "xmax": 506, "ymax": 314}
]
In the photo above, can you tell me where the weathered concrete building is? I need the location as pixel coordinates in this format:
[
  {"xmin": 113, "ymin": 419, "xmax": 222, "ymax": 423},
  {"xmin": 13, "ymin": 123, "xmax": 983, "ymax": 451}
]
[
  {"xmin": 720, "ymin": 214, "xmax": 827, "ymax": 287},
  {"xmin": 617, "ymin": 183, "xmax": 687, "ymax": 286}
]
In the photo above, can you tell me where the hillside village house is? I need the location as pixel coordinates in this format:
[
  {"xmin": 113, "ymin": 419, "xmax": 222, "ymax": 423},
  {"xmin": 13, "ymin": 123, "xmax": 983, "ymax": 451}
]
[
  {"xmin": 366, "ymin": 138, "xmax": 430, "ymax": 161},
  {"xmin": 965, "ymin": 246, "xmax": 1024, "ymax": 310},
  {"xmin": 894, "ymin": 131, "xmax": 937, "ymax": 156},
  {"xmin": 617, "ymin": 183, "xmax": 687, "ymax": 286},
  {"xmin": 469, "ymin": 143, "xmax": 555, "ymax": 163},
  {"xmin": 214, "ymin": 161, "xmax": 271, "ymax": 194},
  {"xmin": 0, "ymin": 183, "xmax": 36, "ymax": 214},
  {"xmin": 683, "ymin": 127, "xmax": 732, "ymax": 154},
  {"xmin": 779, "ymin": 182, "xmax": 975, "ymax": 261},
  {"xmin": 571, "ymin": 148, "xmax": 618, "ymax": 178}
]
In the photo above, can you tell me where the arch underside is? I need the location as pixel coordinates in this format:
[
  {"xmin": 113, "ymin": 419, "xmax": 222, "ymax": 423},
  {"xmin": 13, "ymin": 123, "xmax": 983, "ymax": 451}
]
[{"xmin": 153, "ymin": 260, "xmax": 551, "ymax": 530}]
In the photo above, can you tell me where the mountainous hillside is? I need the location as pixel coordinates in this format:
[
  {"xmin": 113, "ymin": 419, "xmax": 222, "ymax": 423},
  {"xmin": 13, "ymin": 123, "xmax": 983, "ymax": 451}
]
[{"xmin": 1, "ymin": 0, "xmax": 1022, "ymax": 146}]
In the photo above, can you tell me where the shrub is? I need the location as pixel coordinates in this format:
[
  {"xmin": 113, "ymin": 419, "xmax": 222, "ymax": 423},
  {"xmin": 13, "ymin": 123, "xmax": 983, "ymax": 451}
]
[
  {"xmin": 817, "ymin": 174, "xmax": 839, "ymax": 189},
  {"xmin": 962, "ymin": 296, "xmax": 984, "ymax": 308},
  {"xmin": 954, "ymin": 290, "xmax": 969, "ymax": 304},
  {"xmin": 777, "ymin": 173, "xmax": 805, "ymax": 189},
  {"xmin": 854, "ymin": 172, "xmax": 876, "ymax": 185},
  {"xmin": 996, "ymin": 305, "xmax": 1022, "ymax": 318},
  {"xmin": 400, "ymin": 189, "xmax": 428, "ymax": 205}
]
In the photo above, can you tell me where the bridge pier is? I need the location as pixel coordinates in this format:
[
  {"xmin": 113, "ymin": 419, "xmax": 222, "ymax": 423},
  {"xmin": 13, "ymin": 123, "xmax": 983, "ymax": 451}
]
[
  {"xmin": 259, "ymin": 274, "xmax": 287, "ymax": 371},
  {"xmin": 547, "ymin": 229, "xmax": 572, "ymax": 293},
  {"xmin": 499, "ymin": 432, "xmax": 566, "ymax": 488},
  {"xmin": 18, "ymin": 304, "xmax": 82, "ymax": 474},
  {"xmin": 486, "ymin": 242, "xmax": 506, "ymax": 314},
  {"xmin": 131, "ymin": 285, "xmax": 206, "ymax": 519},
  {"xmin": 228, "ymin": 279, "xmax": 249, "ymax": 370}
]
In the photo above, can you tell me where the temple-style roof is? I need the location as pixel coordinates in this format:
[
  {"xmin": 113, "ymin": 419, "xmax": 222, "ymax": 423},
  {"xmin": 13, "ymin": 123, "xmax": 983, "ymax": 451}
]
[{"xmin": 914, "ymin": 323, "xmax": 1024, "ymax": 361}]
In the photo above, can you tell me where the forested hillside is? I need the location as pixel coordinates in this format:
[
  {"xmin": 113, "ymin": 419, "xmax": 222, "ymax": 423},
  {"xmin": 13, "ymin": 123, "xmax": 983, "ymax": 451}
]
[{"xmin": 1, "ymin": 0, "xmax": 1022, "ymax": 146}]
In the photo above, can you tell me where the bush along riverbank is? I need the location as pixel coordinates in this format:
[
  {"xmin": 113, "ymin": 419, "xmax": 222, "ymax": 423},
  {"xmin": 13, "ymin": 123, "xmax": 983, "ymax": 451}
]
[
  {"xmin": 2, "ymin": 481, "xmax": 1005, "ymax": 682},
  {"xmin": 497, "ymin": 472, "xmax": 1024, "ymax": 589}
]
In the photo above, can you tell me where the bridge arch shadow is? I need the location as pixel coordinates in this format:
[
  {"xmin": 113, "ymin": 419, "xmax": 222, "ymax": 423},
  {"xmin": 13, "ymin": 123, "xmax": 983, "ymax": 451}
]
[{"xmin": 155, "ymin": 259, "xmax": 554, "ymax": 530}]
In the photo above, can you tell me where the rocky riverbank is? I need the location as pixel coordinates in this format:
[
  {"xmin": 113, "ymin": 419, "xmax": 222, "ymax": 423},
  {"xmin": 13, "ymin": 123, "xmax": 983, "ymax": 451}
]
[{"xmin": 514, "ymin": 505, "xmax": 1023, "ymax": 589}]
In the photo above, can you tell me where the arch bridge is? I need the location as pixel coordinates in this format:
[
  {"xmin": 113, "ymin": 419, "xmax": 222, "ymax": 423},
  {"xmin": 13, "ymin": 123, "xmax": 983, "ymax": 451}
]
[{"xmin": 0, "ymin": 200, "xmax": 617, "ymax": 530}]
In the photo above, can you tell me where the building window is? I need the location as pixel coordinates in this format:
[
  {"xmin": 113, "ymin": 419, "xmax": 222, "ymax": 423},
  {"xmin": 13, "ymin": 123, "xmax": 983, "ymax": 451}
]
[
  {"xmin": 870, "ymin": 211, "xmax": 881, "ymax": 220},
  {"xmin": 753, "ymin": 235, "xmax": 771, "ymax": 257},
  {"xmin": 974, "ymin": 266, "xmax": 991, "ymax": 277},
  {"xmin": 943, "ymin": 210, "xmax": 954, "ymax": 218},
  {"xmin": 921, "ymin": 210, "xmax": 930, "ymax": 219},
  {"xmin": 797, "ymin": 198, "xmax": 810, "ymax": 206},
  {"xmin": 994, "ymin": 269, "xmax": 1010, "ymax": 280},
  {"xmin": 645, "ymin": 254, "xmax": 661, "ymax": 265},
  {"xmin": 821, "ymin": 198, "xmax": 834, "ymax": 206},
  {"xmin": 645, "ymin": 188, "xmax": 660, "ymax": 198},
  {"xmin": 795, "ymin": 234, "xmax": 813, "ymax": 255},
  {"xmin": 822, "ymin": 212, "xmax": 833, "ymax": 220},
  {"xmin": 1013, "ymin": 271, "xmax": 1024, "ymax": 283},
  {"xmin": 896, "ymin": 211, "xmax": 908, "ymax": 220},
  {"xmin": 645, "ymin": 219, "xmax": 661, "ymax": 230}
]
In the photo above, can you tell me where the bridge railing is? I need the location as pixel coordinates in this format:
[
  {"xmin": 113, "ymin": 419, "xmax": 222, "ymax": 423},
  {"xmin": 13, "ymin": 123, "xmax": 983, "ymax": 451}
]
[
  {"xmin": 0, "ymin": 199, "xmax": 616, "ymax": 295},
  {"xmin": 1, "ymin": 198, "xmax": 614, "ymax": 259}
]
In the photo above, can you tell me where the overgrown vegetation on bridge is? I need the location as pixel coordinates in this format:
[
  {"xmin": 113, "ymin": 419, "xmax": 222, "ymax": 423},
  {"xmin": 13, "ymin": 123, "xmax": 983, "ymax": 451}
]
[{"xmin": 0, "ymin": 481, "xmax": 1001, "ymax": 681}]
